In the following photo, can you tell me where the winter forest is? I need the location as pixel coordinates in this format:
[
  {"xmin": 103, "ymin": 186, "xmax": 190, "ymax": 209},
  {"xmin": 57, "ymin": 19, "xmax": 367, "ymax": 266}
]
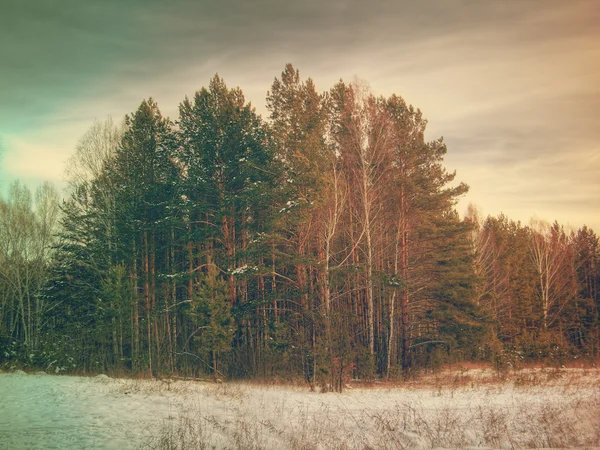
[{"xmin": 1, "ymin": 64, "xmax": 599, "ymax": 389}]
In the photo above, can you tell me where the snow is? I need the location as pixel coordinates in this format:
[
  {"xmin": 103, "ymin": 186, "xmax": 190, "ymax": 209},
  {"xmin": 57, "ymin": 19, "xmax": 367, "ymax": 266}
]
[
  {"xmin": 230, "ymin": 265, "xmax": 258, "ymax": 275},
  {"xmin": 231, "ymin": 264, "xmax": 249, "ymax": 275},
  {"xmin": 0, "ymin": 368, "xmax": 599, "ymax": 449},
  {"xmin": 0, "ymin": 373, "xmax": 178, "ymax": 449},
  {"xmin": 279, "ymin": 200, "xmax": 299, "ymax": 213}
]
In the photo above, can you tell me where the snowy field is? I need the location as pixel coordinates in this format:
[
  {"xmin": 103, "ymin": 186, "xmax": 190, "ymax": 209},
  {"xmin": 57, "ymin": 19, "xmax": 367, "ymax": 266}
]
[{"xmin": 0, "ymin": 368, "xmax": 599, "ymax": 449}]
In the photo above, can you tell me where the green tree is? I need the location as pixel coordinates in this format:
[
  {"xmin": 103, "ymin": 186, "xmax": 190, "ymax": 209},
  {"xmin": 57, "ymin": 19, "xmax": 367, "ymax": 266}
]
[
  {"xmin": 179, "ymin": 74, "xmax": 280, "ymax": 376},
  {"xmin": 267, "ymin": 64, "xmax": 334, "ymax": 384},
  {"xmin": 186, "ymin": 264, "xmax": 232, "ymax": 377},
  {"xmin": 573, "ymin": 226, "xmax": 600, "ymax": 355},
  {"xmin": 111, "ymin": 98, "xmax": 175, "ymax": 375}
]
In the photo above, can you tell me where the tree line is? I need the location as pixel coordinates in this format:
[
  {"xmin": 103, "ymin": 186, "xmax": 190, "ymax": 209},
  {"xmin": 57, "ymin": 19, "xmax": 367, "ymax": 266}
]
[{"xmin": 1, "ymin": 65, "xmax": 598, "ymax": 389}]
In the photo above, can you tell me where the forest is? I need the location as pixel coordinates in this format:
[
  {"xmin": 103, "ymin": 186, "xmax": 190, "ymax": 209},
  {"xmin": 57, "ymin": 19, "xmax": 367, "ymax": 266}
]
[{"xmin": 1, "ymin": 64, "xmax": 599, "ymax": 389}]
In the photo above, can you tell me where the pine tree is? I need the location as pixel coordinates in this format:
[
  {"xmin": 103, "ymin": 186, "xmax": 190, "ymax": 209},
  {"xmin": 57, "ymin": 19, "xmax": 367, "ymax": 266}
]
[
  {"xmin": 267, "ymin": 64, "xmax": 334, "ymax": 383},
  {"xmin": 186, "ymin": 264, "xmax": 232, "ymax": 377},
  {"xmin": 110, "ymin": 98, "xmax": 174, "ymax": 375},
  {"xmin": 179, "ymin": 74, "xmax": 279, "ymax": 376}
]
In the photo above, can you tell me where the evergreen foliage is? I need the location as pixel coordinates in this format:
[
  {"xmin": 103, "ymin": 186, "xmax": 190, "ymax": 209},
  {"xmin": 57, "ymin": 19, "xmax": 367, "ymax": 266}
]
[{"xmin": 1, "ymin": 65, "xmax": 599, "ymax": 384}]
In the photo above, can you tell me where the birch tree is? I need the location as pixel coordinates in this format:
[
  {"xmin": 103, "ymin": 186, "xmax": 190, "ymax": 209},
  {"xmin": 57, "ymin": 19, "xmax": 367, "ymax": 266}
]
[
  {"xmin": 334, "ymin": 81, "xmax": 391, "ymax": 360},
  {"xmin": 530, "ymin": 220, "xmax": 577, "ymax": 331}
]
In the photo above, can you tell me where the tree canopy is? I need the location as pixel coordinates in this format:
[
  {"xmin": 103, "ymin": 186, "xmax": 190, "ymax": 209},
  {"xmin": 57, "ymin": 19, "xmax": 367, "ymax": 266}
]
[{"xmin": 1, "ymin": 67, "xmax": 598, "ymax": 388}]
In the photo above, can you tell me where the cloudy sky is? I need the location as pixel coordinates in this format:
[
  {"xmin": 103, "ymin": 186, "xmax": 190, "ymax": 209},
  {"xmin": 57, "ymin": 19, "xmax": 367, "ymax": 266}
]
[{"xmin": 1, "ymin": 0, "xmax": 598, "ymax": 230}]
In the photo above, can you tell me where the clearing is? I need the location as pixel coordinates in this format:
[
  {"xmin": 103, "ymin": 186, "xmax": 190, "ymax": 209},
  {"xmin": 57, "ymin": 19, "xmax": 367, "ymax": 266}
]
[{"xmin": 0, "ymin": 367, "xmax": 599, "ymax": 449}]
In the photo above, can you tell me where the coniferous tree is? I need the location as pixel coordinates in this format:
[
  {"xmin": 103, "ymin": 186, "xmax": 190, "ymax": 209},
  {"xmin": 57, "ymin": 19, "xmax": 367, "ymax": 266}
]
[
  {"xmin": 179, "ymin": 75, "xmax": 280, "ymax": 376},
  {"xmin": 267, "ymin": 64, "xmax": 335, "ymax": 383},
  {"xmin": 5, "ymin": 65, "xmax": 597, "ymax": 379}
]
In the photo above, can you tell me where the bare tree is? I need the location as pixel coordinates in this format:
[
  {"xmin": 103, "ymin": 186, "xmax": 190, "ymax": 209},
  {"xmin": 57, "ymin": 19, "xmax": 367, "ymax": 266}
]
[
  {"xmin": 66, "ymin": 117, "xmax": 123, "ymax": 189},
  {"xmin": 530, "ymin": 220, "xmax": 577, "ymax": 330},
  {"xmin": 338, "ymin": 81, "xmax": 391, "ymax": 357},
  {"xmin": 319, "ymin": 160, "xmax": 346, "ymax": 390},
  {"xmin": 66, "ymin": 117, "xmax": 123, "ymax": 262},
  {"xmin": 0, "ymin": 181, "xmax": 59, "ymax": 347}
]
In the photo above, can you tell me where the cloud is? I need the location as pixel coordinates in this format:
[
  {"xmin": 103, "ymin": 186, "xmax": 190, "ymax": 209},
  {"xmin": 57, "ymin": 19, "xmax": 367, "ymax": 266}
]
[
  {"xmin": 0, "ymin": 0, "xmax": 598, "ymax": 230},
  {"xmin": 0, "ymin": 1, "xmax": 145, "ymax": 133}
]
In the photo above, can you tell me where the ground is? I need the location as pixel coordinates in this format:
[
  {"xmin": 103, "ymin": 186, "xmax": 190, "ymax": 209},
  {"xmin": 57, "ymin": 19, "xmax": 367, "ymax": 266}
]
[{"xmin": 0, "ymin": 367, "xmax": 599, "ymax": 449}]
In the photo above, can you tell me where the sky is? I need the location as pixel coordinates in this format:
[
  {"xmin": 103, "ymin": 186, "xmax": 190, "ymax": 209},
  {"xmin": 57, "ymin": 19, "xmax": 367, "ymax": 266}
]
[{"xmin": 1, "ymin": 0, "xmax": 598, "ymax": 231}]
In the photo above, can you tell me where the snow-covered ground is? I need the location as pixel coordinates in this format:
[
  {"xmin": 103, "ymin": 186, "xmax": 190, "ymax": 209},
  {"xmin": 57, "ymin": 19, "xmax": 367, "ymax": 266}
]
[
  {"xmin": 0, "ymin": 372, "xmax": 178, "ymax": 449},
  {"xmin": 0, "ymin": 368, "xmax": 599, "ymax": 449}
]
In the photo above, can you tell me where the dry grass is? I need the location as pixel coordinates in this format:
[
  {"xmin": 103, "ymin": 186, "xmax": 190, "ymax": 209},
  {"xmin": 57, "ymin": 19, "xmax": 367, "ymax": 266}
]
[
  {"xmin": 108, "ymin": 378, "xmax": 194, "ymax": 396},
  {"xmin": 140, "ymin": 397, "xmax": 600, "ymax": 449},
  {"xmin": 129, "ymin": 367, "xmax": 600, "ymax": 449}
]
